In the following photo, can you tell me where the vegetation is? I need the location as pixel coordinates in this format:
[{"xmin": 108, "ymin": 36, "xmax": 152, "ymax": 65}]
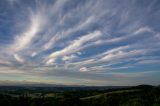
[{"xmin": 0, "ymin": 85, "xmax": 159, "ymax": 106}]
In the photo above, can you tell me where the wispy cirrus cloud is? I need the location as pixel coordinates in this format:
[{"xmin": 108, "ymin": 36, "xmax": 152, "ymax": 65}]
[
  {"xmin": 46, "ymin": 30, "xmax": 102, "ymax": 65},
  {"xmin": 0, "ymin": 0, "xmax": 160, "ymax": 85}
]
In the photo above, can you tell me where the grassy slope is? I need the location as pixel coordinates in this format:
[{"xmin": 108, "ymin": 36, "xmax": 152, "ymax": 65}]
[
  {"xmin": 81, "ymin": 89, "xmax": 141, "ymax": 100},
  {"xmin": 80, "ymin": 87, "xmax": 160, "ymax": 106}
]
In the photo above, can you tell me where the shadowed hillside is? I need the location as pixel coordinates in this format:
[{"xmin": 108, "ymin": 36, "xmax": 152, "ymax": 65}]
[{"xmin": 0, "ymin": 85, "xmax": 159, "ymax": 106}]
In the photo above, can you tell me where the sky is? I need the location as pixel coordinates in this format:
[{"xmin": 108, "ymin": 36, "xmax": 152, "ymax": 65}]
[{"xmin": 0, "ymin": 0, "xmax": 160, "ymax": 86}]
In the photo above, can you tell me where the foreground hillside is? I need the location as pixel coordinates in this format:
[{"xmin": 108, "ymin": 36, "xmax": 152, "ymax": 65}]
[
  {"xmin": 81, "ymin": 86, "xmax": 160, "ymax": 106},
  {"xmin": 0, "ymin": 85, "xmax": 159, "ymax": 106}
]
